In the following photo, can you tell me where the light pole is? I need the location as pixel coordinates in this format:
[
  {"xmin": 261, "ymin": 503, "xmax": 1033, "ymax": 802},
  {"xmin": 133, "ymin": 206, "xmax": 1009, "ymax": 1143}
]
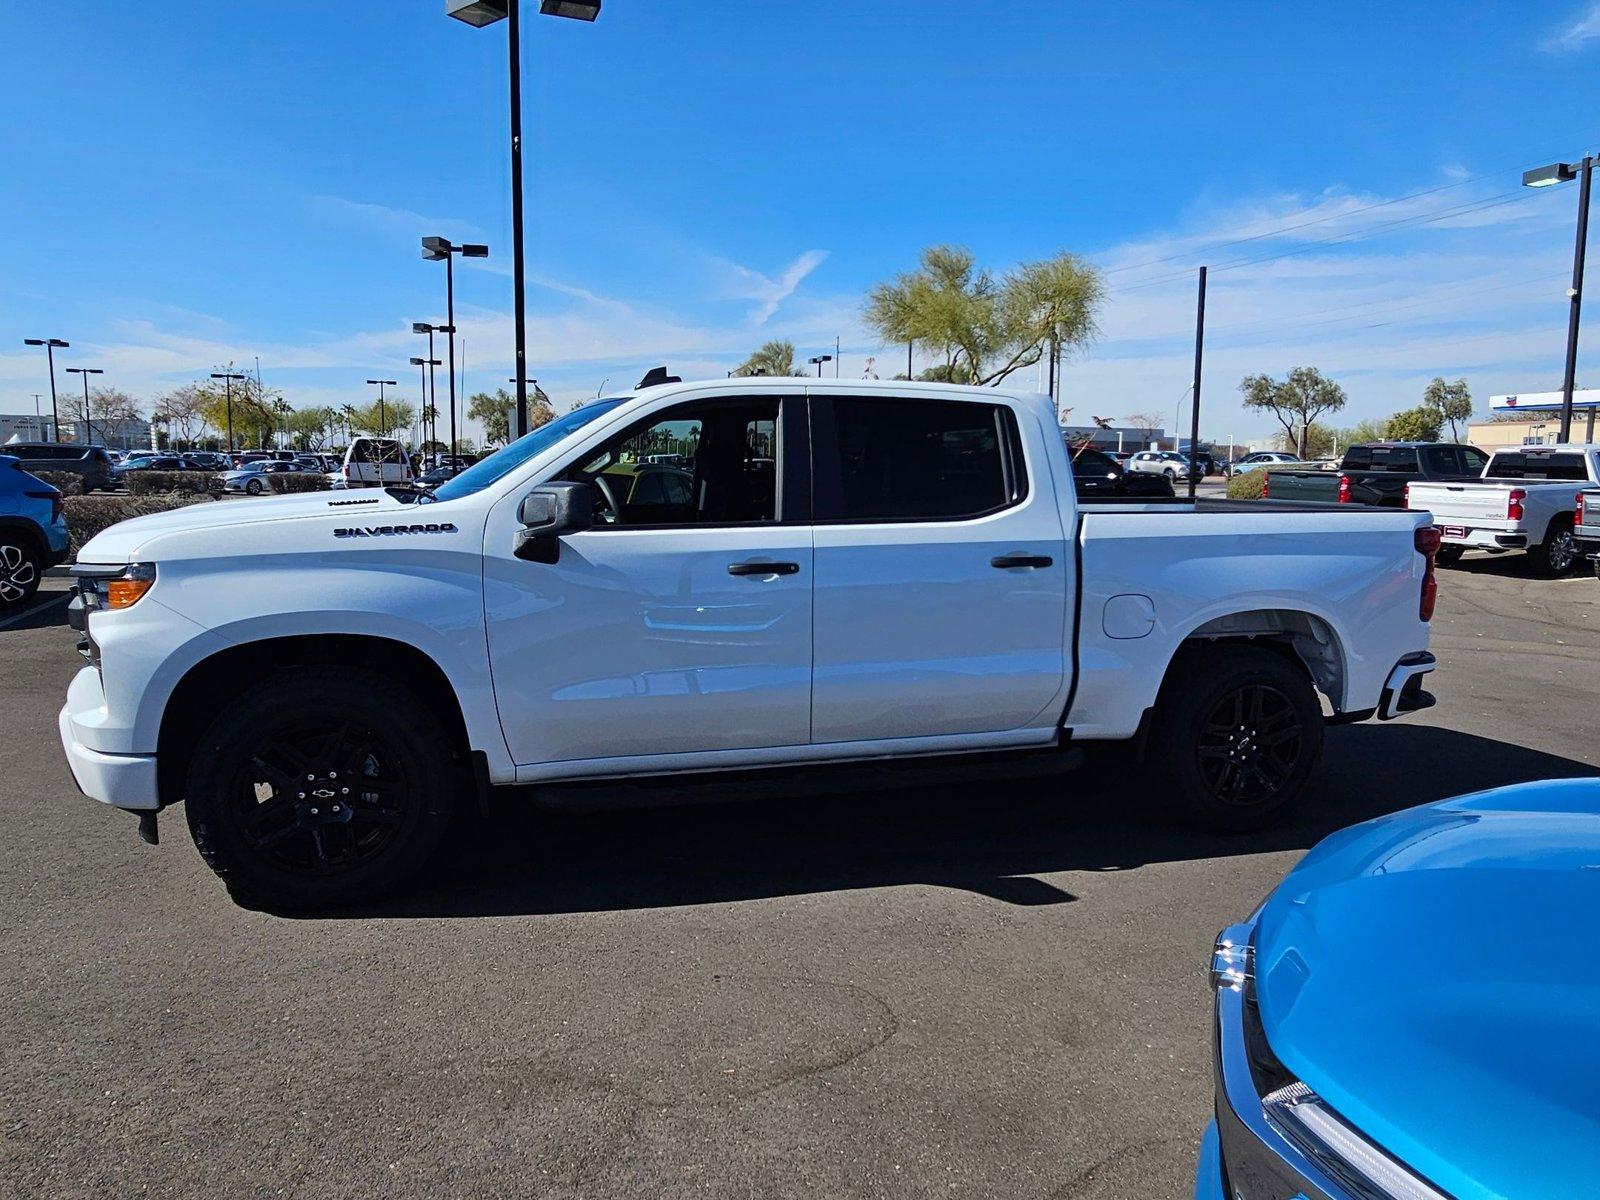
[
  {"xmin": 366, "ymin": 379, "xmax": 399, "ymax": 439},
  {"xmin": 809, "ymin": 354, "xmax": 833, "ymax": 377},
  {"xmin": 1524, "ymin": 155, "xmax": 1594, "ymax": 442},
  {"xmin": 421, "ymin": 238, "xmax": 485, "ymax": 452},
  {"xmin": 23, "ymin": 338, "xmax": 69, "ymax": 442},
  {"xmin": 445, "ymin": 0, "xmax": 600, "ymax": 442},
  {"xmin": 411, "ymin": 355, "xmax": 442, "ymax": 461},
  {"xmin": 412, "ymin": 322, "xmax": 449, "ymax": 463},
  {"xmin": 210, "ymin": 372, "xmax": 246, "ymax": 455},
  {"xmin": 65, "ymin": 367, "xmax": 104, "ymax": 447}
]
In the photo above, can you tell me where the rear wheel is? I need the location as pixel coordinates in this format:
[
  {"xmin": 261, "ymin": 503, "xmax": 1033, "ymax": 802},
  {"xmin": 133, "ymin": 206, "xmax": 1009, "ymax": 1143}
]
[
  {"xmin": 1148, "ymin": 644, "xmax": 1323, "ymax": 832},
  {"xmin": 1435, "ymin": 545, "xmax": 1465, "ymax": 567},
  {"xmin": 245, "ymin": 478, "xmax": 264, "ymax": 495},
  {"xmin": 0, "ymin": 537, "xmax": 42, "ymax": 609},
  {"xmin": 185, "ymin": 667, "xmax": 457, "ymax": 909},
  {"xmin": 1526, "ymin": 518, "xmax": 1580, "ymax": 578}
]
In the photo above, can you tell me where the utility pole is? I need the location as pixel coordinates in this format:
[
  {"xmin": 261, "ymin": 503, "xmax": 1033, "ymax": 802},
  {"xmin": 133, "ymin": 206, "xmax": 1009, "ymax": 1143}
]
[{"xmin": 1189, "ymin": 266, "xmax": 1207, "ymax": 501}]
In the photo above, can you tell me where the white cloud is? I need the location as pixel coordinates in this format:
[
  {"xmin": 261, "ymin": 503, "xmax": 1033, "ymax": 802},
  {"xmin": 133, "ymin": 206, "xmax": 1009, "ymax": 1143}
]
[
  {"xmin": 713, "ymin": 249, "xmax": 829, "ymax": 324},
  {"xmin": 1544, "ymin": 2, "xmax": 1600, "ymax": 50}
]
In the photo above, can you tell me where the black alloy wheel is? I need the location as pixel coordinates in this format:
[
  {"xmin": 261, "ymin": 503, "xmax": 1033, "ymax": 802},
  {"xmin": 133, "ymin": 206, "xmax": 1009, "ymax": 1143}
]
[{"xmin": 1195, "ymin": 683, "xmax": 1304, "ymax": 806}]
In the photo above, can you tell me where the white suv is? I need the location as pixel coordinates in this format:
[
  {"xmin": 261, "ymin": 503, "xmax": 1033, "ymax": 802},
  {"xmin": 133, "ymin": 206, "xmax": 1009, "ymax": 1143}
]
[{"xmin": 1127, "ymin": 451, "xmax": 1193, "ymax": 481}]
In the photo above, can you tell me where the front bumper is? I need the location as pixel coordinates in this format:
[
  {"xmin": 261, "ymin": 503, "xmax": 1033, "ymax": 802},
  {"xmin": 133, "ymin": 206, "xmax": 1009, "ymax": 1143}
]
[{"xmin": 57, "ymin": 667, "xmax": 159, "ymax": 811}]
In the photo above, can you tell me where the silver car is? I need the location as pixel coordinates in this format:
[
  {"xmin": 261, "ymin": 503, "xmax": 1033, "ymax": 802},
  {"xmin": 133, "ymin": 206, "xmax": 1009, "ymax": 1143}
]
[{"xmin": 1126, "ymin": 450, "xmax": 1194, "ymax": 481}]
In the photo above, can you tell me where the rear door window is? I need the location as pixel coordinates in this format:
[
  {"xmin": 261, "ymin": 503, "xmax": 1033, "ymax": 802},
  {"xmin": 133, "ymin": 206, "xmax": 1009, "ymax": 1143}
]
[
  {"xmin": 812, "ymin": 396, "xmax": 1025, "ymax": 522},
  {"xmin": 1488, "ymin": 452, "xmax": 1590, "ymax": 480}
]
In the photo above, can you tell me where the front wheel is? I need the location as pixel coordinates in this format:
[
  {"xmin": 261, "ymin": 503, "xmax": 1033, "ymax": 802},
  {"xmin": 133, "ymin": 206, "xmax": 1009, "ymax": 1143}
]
[
  {"xmin": 1526, "ymin": 519, "xmax": 1580, "ymax": 578},
  {"xmin": 185, "ymin": 667, "xmax": 457, "ymax": 909},
  {"xmin": 1147, "ymin": 644, "xmax": 1323, "ymax": 832},
  {"xmin": 245, "ymin": 478, "xmax": 263, "ymax": 495},
  {"xmin": 1164, "ymin": 468, "xmax": 1177, "ymax": 480}
]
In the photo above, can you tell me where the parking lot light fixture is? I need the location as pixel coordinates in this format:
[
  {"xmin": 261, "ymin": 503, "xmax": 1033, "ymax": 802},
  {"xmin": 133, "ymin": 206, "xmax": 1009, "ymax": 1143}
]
[
  {"xmin": 23, "ymin": 338, "xmax": 69, "ymax": 441},
  {"xmin": 421, "ymin": 239, "xmax": 484, "ymax": 460},
  {"xmin": 65, "ymin": 367, "xmax": 105, "ymax": 447},
  {"xmin": 366, "ymin": 379, "xmax": 399, "ymax": 439},
  {"xmin": 209, "ymin": 372, "xmax": 248, "ymax": 454},
  {"xmin": 445, "ymin": 0, "xmax": 599, "ymax": 442},
  {"xmin": 809, "ymin": 354, "xmax": 833, "ymax": 377},
  {"xmin": 1523, "ymin": 154, "xmax": 1594, "ymax": 441}
]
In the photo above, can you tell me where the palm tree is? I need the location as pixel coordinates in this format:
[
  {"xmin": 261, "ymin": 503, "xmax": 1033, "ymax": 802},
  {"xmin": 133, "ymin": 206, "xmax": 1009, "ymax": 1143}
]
[{"xmin": 732, "ymin": 339, "xmax": 802, "ymax": 377}]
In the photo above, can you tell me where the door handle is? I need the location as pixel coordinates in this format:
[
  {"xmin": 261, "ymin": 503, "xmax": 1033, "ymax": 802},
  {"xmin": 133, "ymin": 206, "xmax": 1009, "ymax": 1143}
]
[
  {"xmin": 990, "ymin": 554, "xmax": 1053, "ymax": 569},
  {"xmin": 727, "ymin": 560, "xmax": 800, "ymax": 576}
]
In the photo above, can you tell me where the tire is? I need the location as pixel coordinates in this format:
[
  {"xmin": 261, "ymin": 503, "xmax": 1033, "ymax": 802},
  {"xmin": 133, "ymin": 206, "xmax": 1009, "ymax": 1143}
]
[
  {"xmin": 1526, "ymin": 518, "xmax": 1580, "ymax": 578},
  {"xmin": 0, "ymin": 536, "xmax": 43, "ymax": 609},
  {"xmin": 1147, "ymin": 644, "xmax": 1323, "ymax": 833},
  {"xmin": 245, "ymin": 478, "xmax": 263, "ymax": 496},
  {"xmin": 1435, "ymin": 545, "xmax": 1465, "ymax": 567},
  {"xmin": 184, "ymin": 666, "xmax": 458, "ymax": 909},
  {"xmin": 1164, "ymin": 468, "xmax": 1177, "ymax": 480}
]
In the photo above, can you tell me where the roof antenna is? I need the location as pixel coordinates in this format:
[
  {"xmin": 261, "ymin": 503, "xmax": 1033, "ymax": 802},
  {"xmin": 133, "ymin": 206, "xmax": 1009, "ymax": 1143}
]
[{"xmin": 636, "ymin": 366, "xmax": 680, "ymax": 389}]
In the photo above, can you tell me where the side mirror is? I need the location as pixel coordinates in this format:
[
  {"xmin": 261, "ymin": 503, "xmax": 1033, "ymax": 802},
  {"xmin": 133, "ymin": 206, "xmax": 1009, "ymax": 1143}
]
[{"xmin": 514, "ymin": 481, "xmax": 595, "ymax": 563}]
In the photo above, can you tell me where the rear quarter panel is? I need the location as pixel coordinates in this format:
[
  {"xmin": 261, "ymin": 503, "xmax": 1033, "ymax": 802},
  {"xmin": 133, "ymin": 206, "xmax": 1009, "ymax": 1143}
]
[{"xmin": 1069, "ymin": 507, "xmax": 1430, "ymax": 739}]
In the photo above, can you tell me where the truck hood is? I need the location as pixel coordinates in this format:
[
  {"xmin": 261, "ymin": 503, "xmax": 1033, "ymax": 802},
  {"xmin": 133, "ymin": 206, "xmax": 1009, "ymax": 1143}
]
[
  {"xmin": 77, "ymin": 491, "xmax": 417, "ymax": 562},
  {"xmin": 1253, "ymin": 778, "xmax": 1600, "ymax": 1199}
]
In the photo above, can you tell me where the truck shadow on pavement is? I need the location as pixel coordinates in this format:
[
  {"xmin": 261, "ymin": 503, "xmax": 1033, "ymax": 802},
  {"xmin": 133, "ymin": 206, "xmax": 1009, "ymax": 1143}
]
[{"xmin": 314, "ymin": 724, "xmax": 1596, "ymax": 920}]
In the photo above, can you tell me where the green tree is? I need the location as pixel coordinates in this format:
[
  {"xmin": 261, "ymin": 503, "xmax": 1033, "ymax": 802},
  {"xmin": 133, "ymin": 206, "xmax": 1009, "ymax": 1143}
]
[
  {"xmin": 285, "ymin": 405, "xmax": 338, "ymax": 450},
  {"xmin": 1272, "ymin": 421, "xmax": 1339, "ymax": 459},
  {"xmin": 1422, "ymin": 377, "xmax": 1472, "ymax": 441},
  {"xmin": 863, "ymin": 245, "xmax": 1102, "ymax": 386},
  {"xmin": 193, "ymin": 365, "xmax": 281, "ymax": 448},
  {"xmin": 1383, "ymin": 405, "xmax": 1443, "ymax": 442},
  {"xmin": 733, "ymin": 339, "xmax": 803, "ymax": 377},
  {"xmin": 1240, "ymin": 367, "xmax": 1348, "ymax": 458},
  {"xmin": 468, "ymin": 388, "xmax": 514, "ymax": 446},
  {"xmin": 1335, "ymin": 417, "xmax": 1390, "ymax": 447}
]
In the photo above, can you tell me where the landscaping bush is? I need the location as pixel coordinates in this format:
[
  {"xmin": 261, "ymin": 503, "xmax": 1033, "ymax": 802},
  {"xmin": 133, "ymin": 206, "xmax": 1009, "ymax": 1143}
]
[
  {"xmin": 1226, "ymin": 468, "xmax": 1269, "ymax": 500},
  {"xmin": 28, "ymin": 470, "xmax": 83, "ymax": 496},
  {"xmin": 266, "ymin": 472, "xmax": 331, "ymax": 494},
  {"xmin": 63, "ymin": 494, "xmax": 215, "ymax": 559},
  {"xmin": 125, "ymin": 470, "xmax": 223, "ymax": 497}
]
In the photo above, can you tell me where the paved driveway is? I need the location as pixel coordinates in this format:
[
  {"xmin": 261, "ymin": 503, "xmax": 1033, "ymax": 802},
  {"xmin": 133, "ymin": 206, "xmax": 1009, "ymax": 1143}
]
[{"xmin": 2, "ymin": 561, "xmax": 1596, "ymax": 1198}]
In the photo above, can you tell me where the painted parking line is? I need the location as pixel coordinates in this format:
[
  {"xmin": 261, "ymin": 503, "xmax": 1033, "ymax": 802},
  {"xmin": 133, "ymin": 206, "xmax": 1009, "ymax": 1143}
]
[{"xmin": 0, "ymin": 589, "xmax": 70, "ymax": 631}]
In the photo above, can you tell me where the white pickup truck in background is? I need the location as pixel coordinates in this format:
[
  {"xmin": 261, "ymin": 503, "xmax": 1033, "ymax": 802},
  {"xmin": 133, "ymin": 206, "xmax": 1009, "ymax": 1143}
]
[
  {"xmin": 59, "ymin": 379, "xmax": 1440, "ymax": 908},
  {"xmin": 1406, "ymin": 444, "xmax": 1600, "ymax": 576}
]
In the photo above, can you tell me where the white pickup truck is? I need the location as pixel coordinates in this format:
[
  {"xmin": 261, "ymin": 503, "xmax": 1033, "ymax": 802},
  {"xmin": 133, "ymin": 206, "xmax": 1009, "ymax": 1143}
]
[
  {"xmin": 59, "ymin": 379, "xmax": 1441, "ymax": 908},
  {"xmin": 1405, "ymin": 443, "xmax": 1600, "ymax": 576}
]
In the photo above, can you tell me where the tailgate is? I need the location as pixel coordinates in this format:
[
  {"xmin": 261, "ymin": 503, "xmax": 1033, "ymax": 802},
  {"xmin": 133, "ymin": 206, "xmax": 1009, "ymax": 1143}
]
[
  {"xmin": 1264, "ymin": 469, "xmax": 1336, "ymax": 501},
  {"xmin": 1580, "ymin": 490, "xmax": 1600, "ymax": 541},
  {"xmin": 1405, "ymin": 482, "xmax": 1510, "ymax": 525}
]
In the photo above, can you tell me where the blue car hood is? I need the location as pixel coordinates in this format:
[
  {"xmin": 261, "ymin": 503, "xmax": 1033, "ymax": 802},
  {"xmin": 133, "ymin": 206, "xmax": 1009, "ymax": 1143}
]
[{"xmin": 1253, "ymin": 778, "xmax": 1600, "ymax": 1200}]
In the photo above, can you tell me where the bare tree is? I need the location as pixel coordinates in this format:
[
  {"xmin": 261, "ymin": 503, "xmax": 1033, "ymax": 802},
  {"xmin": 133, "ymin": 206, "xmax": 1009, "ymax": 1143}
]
[{"xmin": 1126, "ymin": 411, "xmax": 1163, "ymax": 448}]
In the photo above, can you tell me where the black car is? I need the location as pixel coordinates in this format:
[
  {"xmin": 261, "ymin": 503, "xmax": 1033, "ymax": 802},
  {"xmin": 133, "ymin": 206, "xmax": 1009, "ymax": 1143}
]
[{"xmin": 1069, "ymin": 446, "xmax": 1176, "ymax": 499}]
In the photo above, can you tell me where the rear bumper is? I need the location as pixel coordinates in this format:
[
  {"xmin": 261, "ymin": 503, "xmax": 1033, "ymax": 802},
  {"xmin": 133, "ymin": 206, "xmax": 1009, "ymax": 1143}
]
[
  {"xmin": 57, "ymin": 670, "xmax": 159, "ymax": 812},
  {"xmin": 1436, "ymin": 526, "xmax": 1526, "ymax": 550},
  {"xmin": 1378, "ymin": 651, "xmax": 1436, "ymax": 720}
]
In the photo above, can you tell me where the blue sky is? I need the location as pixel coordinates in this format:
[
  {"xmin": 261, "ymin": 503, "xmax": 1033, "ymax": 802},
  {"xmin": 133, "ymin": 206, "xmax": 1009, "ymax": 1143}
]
[{"xmin": 3, "ymin": 1, "xmax": 1599, "ymax": 444}]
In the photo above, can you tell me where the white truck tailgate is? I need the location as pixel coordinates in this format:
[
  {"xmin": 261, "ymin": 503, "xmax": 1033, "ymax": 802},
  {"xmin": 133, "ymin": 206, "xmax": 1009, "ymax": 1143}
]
[{"xmin": 1405, "ymin": 482, "xmax": 1512, "ymax": 528}]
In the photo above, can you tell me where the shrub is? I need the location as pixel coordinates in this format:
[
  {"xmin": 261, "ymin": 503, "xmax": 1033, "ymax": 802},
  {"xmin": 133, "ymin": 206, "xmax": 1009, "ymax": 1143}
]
[
  {"xmin": 125, "ymin": 470, "xmax": 223, "ymax": 496},
  {"xmin": 63, "ymin": 494, "xmax": 215, "ymax": 559},
  {"xmin": 1226, "ymin": 468, "xmax": 1269, "ymax": 500},
  {"xmin": 266, "ymin": 472, "xmax": 331, "ymax": 494},
  {"xmin": 28, "ymin": 470, "xmax": 83, "ymax": 496}
]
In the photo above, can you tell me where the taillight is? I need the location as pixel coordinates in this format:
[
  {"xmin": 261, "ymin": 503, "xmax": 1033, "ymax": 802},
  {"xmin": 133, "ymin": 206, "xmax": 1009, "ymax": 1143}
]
[
  {"xmin": 1578, "ymin": 492, "xmax": 1587, "ymax": 526},
  {"xmin": 1507, "ymin": 488, "xmax": 1526, "ymax": 522},
  {"xmin": 1261, "ymin": 475, "xmax": 1270, "ymax": 499},
  {"xmin": 1415, "ymin": 526, "xmax": 1440, "ymax": 622},
  {"xmin": 1337, "ymin": 475, "xmax": 1352, "ymax": 504},
  {"xmin": 343, "ymin": 465, "xmax": 354, "ymax": 478},
  {"xmin": 1403, "ymin": 483, "xmax": 1411, "ymax": 509}
]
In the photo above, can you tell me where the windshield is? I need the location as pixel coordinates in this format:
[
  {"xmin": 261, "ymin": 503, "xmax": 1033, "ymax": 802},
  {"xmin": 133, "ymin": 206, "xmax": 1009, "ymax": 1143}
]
[{"xmin": 432, "ymin": 398, "xmax": 628, "ymax": 502}]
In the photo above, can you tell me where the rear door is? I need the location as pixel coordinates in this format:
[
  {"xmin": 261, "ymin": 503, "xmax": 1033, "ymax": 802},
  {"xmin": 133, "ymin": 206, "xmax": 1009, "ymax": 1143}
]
[{"xmin": 808, "ymin": 391, "xmax": 1071, "ymax": 744}]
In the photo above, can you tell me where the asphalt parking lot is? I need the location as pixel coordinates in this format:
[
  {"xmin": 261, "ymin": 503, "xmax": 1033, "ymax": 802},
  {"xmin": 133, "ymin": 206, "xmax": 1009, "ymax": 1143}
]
[{"xmin": 3, "ymin": 560, "xmax": 1597, "ymax": 1199}]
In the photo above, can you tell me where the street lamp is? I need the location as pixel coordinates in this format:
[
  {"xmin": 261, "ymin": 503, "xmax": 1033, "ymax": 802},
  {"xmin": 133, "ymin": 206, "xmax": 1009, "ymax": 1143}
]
[
  {"xmin": 366, "ymin": 379, "xmax": 399, "ymax": 439},
  {"xmin": 809, "ymin": 354, "xmax": 833, "ymax": 377},
  {"xmin": 1523, "ymin": 154, "xmax": 1594, "ymax": 441},
  {"xmin": 412, "ymin": 322, "xmax": 453, "ymax": 465},
  {"xmin": 445, "ymin": 0, "xmax": 600, "ymax": 442},
  {"xmin": 210, "ymin": 372, "xmax": 247, "ymax": 454},
  {"xmin": 410, "ymin": 355, "xmax": 443, "ymax": 461},
  {"xmin": 65, "ymin": 367, "xmax": 104, "ymax": 447},
  {"xmin": 420, "ymin": 239, "xmax": 485, "ymax": 454},
  {"xmin": 23, "ymin": 338, "xmax": 69, "ymax": 442}
]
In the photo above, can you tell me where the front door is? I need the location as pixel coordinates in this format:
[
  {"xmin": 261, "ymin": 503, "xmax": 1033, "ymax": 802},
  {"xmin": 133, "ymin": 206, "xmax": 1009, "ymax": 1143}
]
[
  {"xmin": 808, "ymin": 391, "xmax": 1071, "ymax": 745},
  {"xmin": 484, "ymin": 392, "xmax": 815, "ymax": 771}
]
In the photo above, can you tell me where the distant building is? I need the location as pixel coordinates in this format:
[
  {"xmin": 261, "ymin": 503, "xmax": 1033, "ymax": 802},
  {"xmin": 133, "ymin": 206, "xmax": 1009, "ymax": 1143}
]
[
  {"xmin": 0, "ymin": 413, "xmax": 152, "ymax": 450},
  {"xmin": 0, "ymin": 413, "xmax": 63, "ymax": 444},
  {"xmin": 1060, "ymin": 423, "xmax": 1166, "ymax": 452}
]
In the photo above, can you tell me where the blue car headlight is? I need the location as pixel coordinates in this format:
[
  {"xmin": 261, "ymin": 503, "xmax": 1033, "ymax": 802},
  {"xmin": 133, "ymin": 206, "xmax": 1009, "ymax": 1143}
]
[{"xmin": 1261, "ymin": 1081, "xmax": 1449, "ymax": 1200}]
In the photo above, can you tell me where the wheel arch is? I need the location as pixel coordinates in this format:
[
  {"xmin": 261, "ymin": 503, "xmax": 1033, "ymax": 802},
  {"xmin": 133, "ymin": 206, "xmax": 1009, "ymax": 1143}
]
[
  {"xmin": 1176, "ymin": 607, "xmax": 1347, "ymax": 711},
  {"xmin": 155, "ymin": 634, "xmax": 473, "ymax": 809},
  {"xmin": 0, "ymin": 517, "xmax": 47, "ymax": 557}
]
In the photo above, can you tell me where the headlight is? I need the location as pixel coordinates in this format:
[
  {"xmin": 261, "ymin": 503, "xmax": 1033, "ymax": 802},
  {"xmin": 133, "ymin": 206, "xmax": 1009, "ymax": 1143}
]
[
  {"xmin": 78, "ymin": 562, "xmax": 157, "ymax": 611},
  {"xmin": 1262, "ymin": 1082, "xmax": 1450, "ymax": 1200}
]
